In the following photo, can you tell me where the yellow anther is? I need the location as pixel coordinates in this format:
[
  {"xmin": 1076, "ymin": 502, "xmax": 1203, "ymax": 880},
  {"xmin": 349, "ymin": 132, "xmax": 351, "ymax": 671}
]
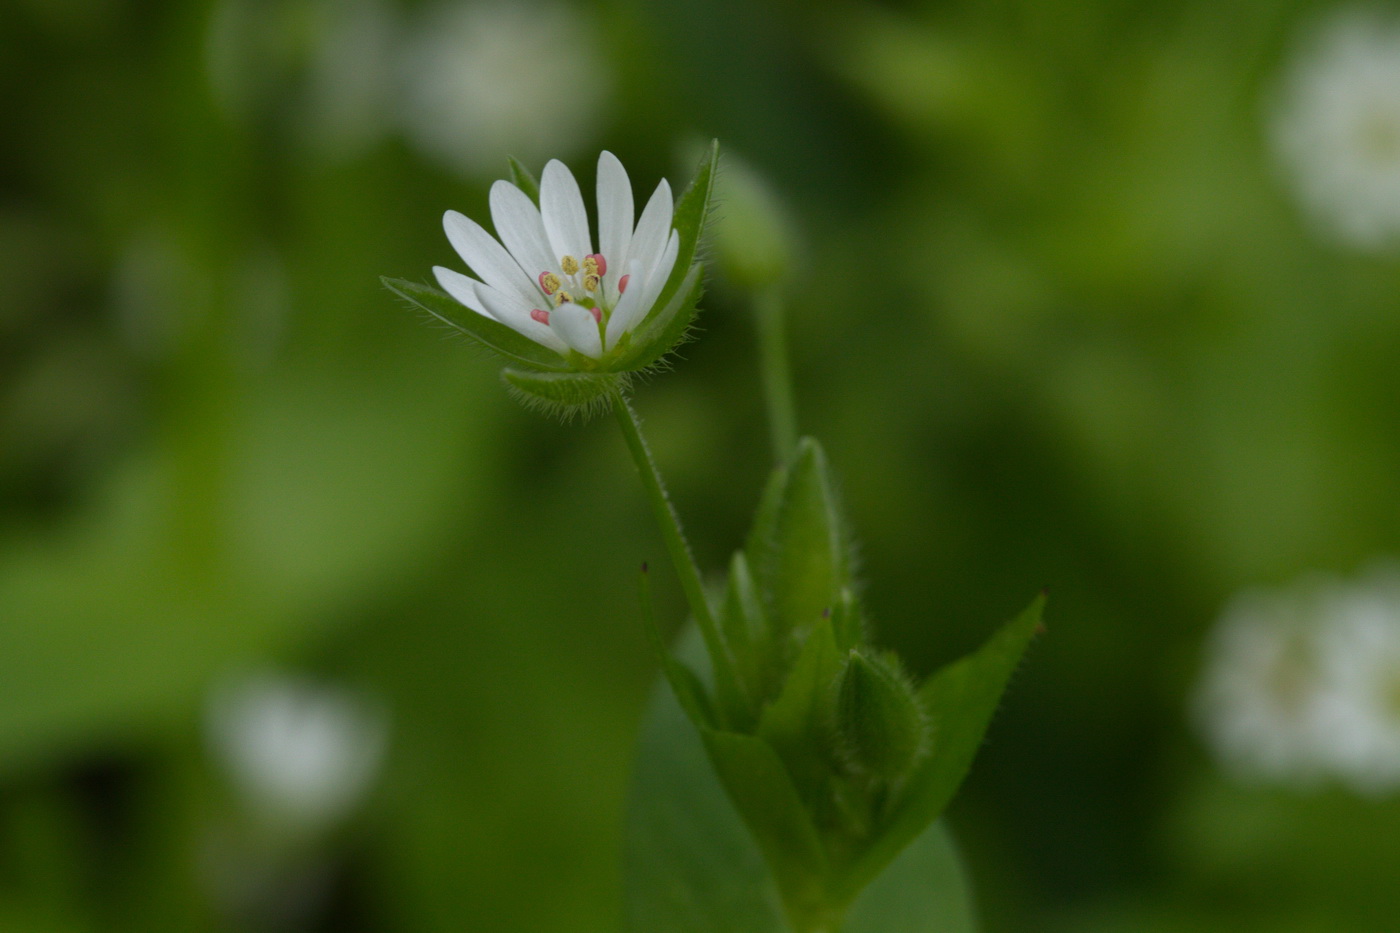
[
  {"xmin": 560, "ymin": 255, "xmax": 580, "ymax": 275},
  {"xmin": 583, "ymin": 273, "xmax": 600, "ymax": 292},
  {"xmin": 539, "ymin": 272, "xmax": 560, "ymax": 295},
  {"xmin": 553, "ymin": 290, "xmax": 573, "ymax": 306},
  {"xmin": 582, "ymin": 256, "xmax": 599, "ymax": 276}
]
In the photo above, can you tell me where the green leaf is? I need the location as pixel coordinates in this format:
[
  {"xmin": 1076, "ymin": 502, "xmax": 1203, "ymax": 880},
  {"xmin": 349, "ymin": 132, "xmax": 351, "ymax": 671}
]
[
  {"xmin": 381, "ymin": 277, "xmax": 570, "ymax": 373},
  {"xmin": 835, "ymin": 594, "xmax": 1045, "ymax": 902},
  {"xmin": 624, "ymin": 627, "xmax": 979, "ymax": 933},
  {"xmin": 500, "ymin": 369, "xmax": 627, "ymax": 419},
  {"xmin": 749, "ymin": 438, "xmax": 853, "ymax": 639},
  {"xmin": 700, "ymin": 728, "xmax": 832, "ymax": 924},
  {"xmin": 611, "ymin": 262, "xmax": 706, "ymax": 373},
  {"xmin": 755, "ymin": 615, "xmax": 843, "ymax": 809},
  {"xmin": 507, "ymin": 155, "xmax": 540, "ymax": 202},
  {"xmin": 652, "ymin": 139, "xmax": 719, "ymax": 317}
]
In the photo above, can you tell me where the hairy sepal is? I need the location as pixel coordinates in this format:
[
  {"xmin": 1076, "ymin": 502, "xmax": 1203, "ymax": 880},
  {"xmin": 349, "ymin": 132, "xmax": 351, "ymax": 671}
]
[
  {"xmin": 611, "ymin": 263, "xmax": 705, "ymax": 373},
  {"xmin": 501, "ymin": 369, "xmax": 629, "ymax": 421},
  {"xmin": 382, "ymin": 277, "xmax": 569, "ymax": 372}
]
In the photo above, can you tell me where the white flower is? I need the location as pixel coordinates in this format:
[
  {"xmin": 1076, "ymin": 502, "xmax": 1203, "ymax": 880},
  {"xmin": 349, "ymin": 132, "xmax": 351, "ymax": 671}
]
[
  {"xmin": 433, "ymin": 152, "xmax": 680, "ymax": 360},
  {"xmin": 207, "ymin": 673, "xmax": 389, "ymax": 834},
  {"xmin": 1272, "ymin": 7, "xmax": 1400, "ymax": 250},
  {"xmin": 1194, "ymin": 564, "xmax": 1400, "ymax": 794}
]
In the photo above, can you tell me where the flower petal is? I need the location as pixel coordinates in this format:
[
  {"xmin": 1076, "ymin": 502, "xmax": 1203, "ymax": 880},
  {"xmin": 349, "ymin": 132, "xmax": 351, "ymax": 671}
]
[
  {"xmin": 604, "ymin": 259, "xmax": 646, "ymax": 348},
  {"xmin": 550, "ymin": 301, "xmax": 603, "ymax": 358},
  {"xmin": 633, "ymin": 229, "xmax": 681, "ymax": 318},
  {"xmin": 489, "ymin": 181, "xmax": 558, "ymax": 286},
  {"xmin": 432, "ymin": 266, "xmax": 493, "ymax": 319},
  {"xmin": 443, "ymin": 210, "xmax": 538, "ymax": 308},
  {"xmin": 477, "ymin": 283, "xmax": 570, "ymax": 355},
  {"xmin": 540, "ymin": 159, "xmax": 593, "ymax": 265},
  {"xmin": 597, "ymin": 151, "xmax": 634, "ymax": 282},
  {"xmin": 624, "ymin": 178, "xmax": 673, "ymax": 294}
]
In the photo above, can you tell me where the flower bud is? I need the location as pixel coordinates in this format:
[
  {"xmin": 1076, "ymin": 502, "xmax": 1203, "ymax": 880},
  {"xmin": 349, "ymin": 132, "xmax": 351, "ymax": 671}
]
[{"xmin": 833, "ymin": 649, "xmax": 929, "ymax": 781}]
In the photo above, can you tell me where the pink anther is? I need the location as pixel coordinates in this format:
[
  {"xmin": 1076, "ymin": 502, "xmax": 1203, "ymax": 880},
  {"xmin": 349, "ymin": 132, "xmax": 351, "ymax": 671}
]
[
  {"xmin": 589, "ymin": 306, "xmax": 602, "ymax": 323},
  {"xmin": 586, "ymin": 253, "xmax": 607, "ymax": 275},
  {"xmin": 618, "ymin": 274, "xmax": 630, "ymax": 294},
  {"xmin": 530, "ymin": 308, "xmax": 550, "ymax": 325},
  {"xmin": 538, "ymin": 272, "xmax": 556, "ymax": 294}
]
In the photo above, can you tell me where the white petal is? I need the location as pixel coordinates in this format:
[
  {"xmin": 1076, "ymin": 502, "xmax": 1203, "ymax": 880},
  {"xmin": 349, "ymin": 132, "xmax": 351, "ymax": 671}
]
[
  {"xmin": 623, "ymin": 178, "xmax": 673, "ymax": 293},
  {"xmin": 443, "ymin": 210, "xmax": 538, "ymax": 308},
  {"xmin": 606, "ymin": 229, "xmax": 680, "ymax": 346},
  {"xmin": 540, "ymin": 159, "xmax": 592, "ymax": 265},
  {"xmin": 634, "ymin": 229, "xmax": 681, "ymax": 317},
  {"xmin": 477, "ymin": 284, "xmax": 569, "ymax": 355},
  {"xmin": 489, "ymin": 181, "xmax": 557, "ymax": 285},
  {"xmin": 432, "ymin": 266, "xmax": 493, "ymax": 319},
  {"xmin": 550, "ymin": 302, "xmax": 603, "ymax": 358},
  {"xmin": 604, "ymin": 259, "xmax": 646, "ymax": 347},
  {"xmin": 597, "ymin": 151, "xmax": 634, "ymax": 276}
]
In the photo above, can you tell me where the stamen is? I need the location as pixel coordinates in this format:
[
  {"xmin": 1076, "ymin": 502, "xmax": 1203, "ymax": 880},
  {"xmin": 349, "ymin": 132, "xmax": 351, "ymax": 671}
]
[
  {"xmin": 553, "ymin": 290, "xmax": 573, "ymax": 306},
  {"xmin": 589, "ymin": 306, "xmax": 602, "ymax": 323},
  {"xmin": 618, "ymin": 274, "xmax": 630, "ymax": 294},
  {"xmin": 583, "ymin": 273, "xmax": 601, "ymax": 293},
  {"xmin": 582, "ymin": 256, "xmax": 599, "ymax": 276},
  {"xmin": 530, "ymin": 308, "xmax": 550, "ymax": 325},
  {"xmin": 586, "ymin": 253, "xmax": 607, "ymax": 276},
  {"xmin": 560, "ymin": 255, "xmax": 579, "ymax": 275},
  {"xmin": 539, "ymin": 272, "xmax": 560, "ymax": 295}
]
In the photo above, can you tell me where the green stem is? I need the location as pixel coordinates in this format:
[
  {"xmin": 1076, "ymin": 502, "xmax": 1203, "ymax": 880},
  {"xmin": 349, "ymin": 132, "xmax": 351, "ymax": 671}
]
[
  {"xmin": 611, "ymin": 392, "xmax": 747, "ymax": 721},
  {"xmin": 755, "ymin": 285, "xmax": 799, "ymax": 462}
]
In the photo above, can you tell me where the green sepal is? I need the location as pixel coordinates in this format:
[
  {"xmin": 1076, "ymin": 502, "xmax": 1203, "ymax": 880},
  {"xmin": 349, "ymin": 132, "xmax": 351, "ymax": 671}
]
[
  {"xmin": 755, "ymin": 614, "xmax": 843, "ymax": 810},
  {"xmin": 381, "ymin": 277, "xmax": 569, "ymax": 372},
  {"xmin": 507, "ymin": 155, "xmax": 540, "ymax": 203},
  {"xmin": 699, "ymin": 727, "xmax": 832, "ymax": 926},
  {"xmin": 500, "ymin": 369, "xmax": 628, "ymax": 420},
  {"xmin": 833, "ymin": 649, "xmax": 929, "ymax": 783},
  {"xmin": 652, "ymin": 139, "xmax": 719, "ymax": 317},
  {"xmin": 834, "ymin": 593, "xmax": 1045, "ymax": 903},
  {"xmin": 748, "ymin": 437, "xmax": 854, "ymax": 640},
  {"xmin": 608, "ymin": 262, "xmax": 706, "ymax": 373}
]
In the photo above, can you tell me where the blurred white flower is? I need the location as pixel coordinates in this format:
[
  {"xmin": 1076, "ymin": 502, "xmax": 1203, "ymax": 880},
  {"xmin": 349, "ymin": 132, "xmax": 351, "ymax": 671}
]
[
  {"xmin": 434, "ymin": 151, "xmax": 679, "ymax": 359},
  {"xmin": 1195, "ymin": 564, "xmax": 1400, "ymax": 794},
  {"xmin": 1272, "ymin": 7, "xmax": 1400, "ymax": 250},
  {"xmin": 398, "ymin": 1, "xmax": 609, "ymax": 178},
  {"xmin": 207, "ymin": 673, "xmax": 388, "ymax": 835}
]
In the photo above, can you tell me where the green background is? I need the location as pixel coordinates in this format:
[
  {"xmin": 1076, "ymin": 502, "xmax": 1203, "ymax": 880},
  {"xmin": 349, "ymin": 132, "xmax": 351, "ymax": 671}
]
[{"xmin": 4, "ymin": 0, "xmax": 1400, "ymax": 929}]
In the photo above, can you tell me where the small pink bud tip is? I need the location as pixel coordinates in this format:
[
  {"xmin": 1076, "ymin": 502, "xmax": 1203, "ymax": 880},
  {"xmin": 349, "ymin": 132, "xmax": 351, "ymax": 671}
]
[
  {"xmin": 618, "ymin": 274, "xmax": 630, "ymax": 294},
  {"xmin": 530, "ymin": 308, "xmax": 550, "ymax": 325},
  {"xmin": 586, "ymin": 253, "xmax": 607, "ymax": 276},
  {"xmin": 589, "ymin": 306, "xmax": 602, "ymax": 323}
]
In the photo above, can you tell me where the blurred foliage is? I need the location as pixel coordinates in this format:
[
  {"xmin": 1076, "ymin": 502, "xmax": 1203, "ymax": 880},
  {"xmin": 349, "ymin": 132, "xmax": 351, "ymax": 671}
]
[{"xmin": 5, "ymin": 0, "xmax": 1400, "ymax": 930}]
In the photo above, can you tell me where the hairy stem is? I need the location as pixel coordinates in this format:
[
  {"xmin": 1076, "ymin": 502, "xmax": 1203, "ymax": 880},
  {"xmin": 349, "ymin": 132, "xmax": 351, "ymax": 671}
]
[{"xmin": 611, "ymin": 391, "xmax": 748, "ymax": 723}]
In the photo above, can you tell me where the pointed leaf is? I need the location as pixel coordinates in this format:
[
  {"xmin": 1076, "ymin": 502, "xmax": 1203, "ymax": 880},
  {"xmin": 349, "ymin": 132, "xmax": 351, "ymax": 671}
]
[
  {"xmin": 500, "ymin": 368, "xmax": 626, "ymax": 419},
  {"xmin": 752, "ymin": 438, "xmax": 853, "ymax": 638},
  {"xmin": 836, "ymin": 594, "xmax": 1045, "ymax": 901},
  {"xmin": 507, "ymin": 155, "xmax": 540, "ymax": 203},
  {"xmin": 381, "ymin": 277, "xmax": 569, "ymax": 372},
  {"xmin": 700, "ymin": 727, "xmax": 831, "ymax": 923},
  {"xmin": 756, "ymin": 616, "xmax": 843, "ymax": 807},
  {"xmin": 624, "ymin": 626, "xmax": 979, "ymax": 933},
  {"xmin": 653, "ymin": 139, "xmax": 719, "ymax": 316}
]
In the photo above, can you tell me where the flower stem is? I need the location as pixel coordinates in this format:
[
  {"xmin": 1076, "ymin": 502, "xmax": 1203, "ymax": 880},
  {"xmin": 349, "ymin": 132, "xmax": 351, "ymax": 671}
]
[
  {"xmin": 754, "ymin": 285, "xmax": 799, "ymax": 462},
  {"xmin": 611, "ymin": 391, "xmax": 746, "ymax": 721}
]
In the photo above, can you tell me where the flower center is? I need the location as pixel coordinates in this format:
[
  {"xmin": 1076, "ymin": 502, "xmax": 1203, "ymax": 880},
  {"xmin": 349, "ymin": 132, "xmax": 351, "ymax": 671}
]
[{"xmin": 531, "ymin": 252, "xmax": 617, "ymax": 335}]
